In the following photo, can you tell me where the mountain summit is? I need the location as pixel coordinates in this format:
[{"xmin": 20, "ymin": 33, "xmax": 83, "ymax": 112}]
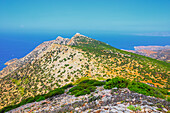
[{"xmin": 0, "ymin": 33, "xmax": 169, "ymax": 110}]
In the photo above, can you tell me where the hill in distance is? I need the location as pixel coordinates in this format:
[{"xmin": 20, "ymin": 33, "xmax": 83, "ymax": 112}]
[
  {"xmin": 124, "ymin": 45, "xmax": 170, "ymax": 63},
  {"xmin": 0, "ymin": 33, "xmax": 169, "ymax": 111}
]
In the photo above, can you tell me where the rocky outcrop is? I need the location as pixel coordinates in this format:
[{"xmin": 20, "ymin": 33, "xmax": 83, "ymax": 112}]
[
  {"xmin": 55, "ymin": 36, "xmax": 70, "ymax": 45},
  {"xmin": 67, "ymin": 33, "xmax": 83, "ymax": 45},
  {"xmin": 7, "ymin": 86, "xmax": 169, "ymax": 113}
]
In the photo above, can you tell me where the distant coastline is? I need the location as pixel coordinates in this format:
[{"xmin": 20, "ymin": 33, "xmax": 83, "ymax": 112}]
[
  {"xmin": 123, "ymin": 45, "xmax": 170, "ymax": 62},
  {"xmin": 132, "ymin": 32, "xmax": 170, "ymax": 37}
]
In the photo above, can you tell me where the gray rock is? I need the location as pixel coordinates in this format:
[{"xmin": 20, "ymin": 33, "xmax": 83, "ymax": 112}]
[
  {"xmin": 75, "ymin": 107, "xmax": 79, "ymax": 111},
  {"xmin": 126, "ymin": 109, "xmax": 133, "ymax": 112},
  {"xmin": 141, "ymin": 100, "xmax": 147, "ymax": 105},
  {"xmin": 117, "ymin": 111, "xmax": 123, "ymax": 113},
  {"xmin": 163, "ymin": 108, "xmax": 168, "ymax": 112},
  {"xmin": 117, "ymin": 104, "xmax": 126, "ymax": 108},
  {"xmin": 147, "ymin": 102, "xmax": 154, "ymax": 106},
  {"xmin": 110, "ymin": 108, "xmax": 117, "ymax": 112},
  {"xmin": 100, "ymin": 110, "xmax": 107, "ymax": 113}
]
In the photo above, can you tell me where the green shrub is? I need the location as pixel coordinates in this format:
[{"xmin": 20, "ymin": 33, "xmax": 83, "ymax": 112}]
[
  {"xmin": 74, "ymin": 77, "xmax": 90, "ymax": 84},
  {"xmin": 156, "ymin": 108, "xmax": 162, "ymax": 111},
  {"xmin": 25, "ymin": 97, "xmax": 35, "ymax": 103},
  {"xmin": 75, "ymin": 89, "xmax": 91, "ymax": 97},
  {"xmin": 92, "ymin": 81, "xmax": 105, "ymax": 86},
  {"xmin": 104, "ymin": 77, "xmax": 166, "ymax": 99},
  {"xmin": 104, "ymin": 77, "xmax": 129, "ymax": 89},
  {"xmin": 127, "ymin": 105, "xmax": 136, "ymax": 111},
  {"xmin": 61, "ymin": 83, "xmax": 73, "ymax": 89},
  {"xmin": 69, "ymin": 79, "xmax": 104, "ymax": 97},
  {"xmin": 69, "ymin": 86, "xmax": 84, "ymax": 92},
  {"xmin": 167, "ymin": 97, "xmax": 170, "ymax": 102},
  {"xmin": 69, "ymin": 66, "xmax": 73, "ymax": 69},
  {"xmin": 127, "ymin": 105, "xmax": 141, "ymax": 111},
  {"xmin": 36, "ymin": 96, "xmax": 45, "ymax": 102},
  {"xmin": 136, "ymin": 106, "xmax": 141, "ymax": 111},
  {"xmin": 106, "ymin": 79, "xmax": 111, "ymax": 82},
  {"xmin": 128, "ymin": 81, "xmax": 165, "ymax": 99},
  {"xmin": 159, "ymin": 88, "xmax": 168, "ymax": 95},
  {"xmin": 87, "ymin": 86, "xmax": 97, "ymax": 92},
  {"xmin": 45, "ymin": 88, "xmax": 64, "ymax": 99}
]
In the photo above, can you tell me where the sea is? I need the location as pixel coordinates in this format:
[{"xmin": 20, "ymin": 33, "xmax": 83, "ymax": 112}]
[{"xmin": 0, "ymin": 33, "xmax": 170, "ymax": 71}]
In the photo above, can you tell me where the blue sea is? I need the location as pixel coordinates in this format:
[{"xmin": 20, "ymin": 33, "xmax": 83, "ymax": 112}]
[{"xmin": 0, "ymin": 33, "xmax": 170, "ymax": 70}]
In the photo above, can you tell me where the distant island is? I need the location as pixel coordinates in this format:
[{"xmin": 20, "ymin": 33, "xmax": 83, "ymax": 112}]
[{"xmin": 123, "ymin": 45, "xmax": 170, "ymax": 63}]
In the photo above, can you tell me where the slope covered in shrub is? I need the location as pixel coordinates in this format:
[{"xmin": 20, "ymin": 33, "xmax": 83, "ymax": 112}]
[
  {"xmin": 0, "ymin": 88, "xmax": 65, "ymax": 113},
  {"xmin": 104, "ymin": 77, "xmax": 129, "ymax": 89},
  {"xmin": 128, "ymin": 81, "xmax": 166, "ymax": 99},
  {"xmin": 69, "ymin": 79, "xmax": 105, "ymax": 97},
  {"xmin": 104, "ymin": 77, "xmax": 168, "ymax": 99}
]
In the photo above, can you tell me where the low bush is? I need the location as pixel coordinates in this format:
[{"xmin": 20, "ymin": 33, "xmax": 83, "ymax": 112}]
[
  {"xmin": 69, "ymin": 79, "xmax": 104, "ymax": 97},
  {"xmin": 92, "ymin": 81, "xmax": 105, "ymax": 86},
  {"xmin": 127, "ymin": 105, "xmax": 136, "ymax": 111},
  {"xmin": 87, "ymin": 86, "xmax": 96, "ymax": 92},
  {"xmin": 104, "ymin": 77, "xmax": 129, "ymax": 89},
  {"xmin": 45, "ymin": 88, "xmax": 64, "ymax": 99},
  {"xmin": 75, "ymin": 89, "xmax": 91, "ymax": 97},
  {"xmin": 166, "ymin": 97, "xmax": 170, "ymax": 102},
  {"xmin": 61, "ymin": 83, "xmax": 73, "ymax": 89},
  {"xmin": 128, "ymin": 81, "xmax": 165, "ymax": 99},
  {"xmin": 35, "ymin": 96, "xmax": 45, "ymax": 102},
  {"xmin": 127, "ymin": 105, "xmax": 141, "ymax": 111},
  {"xmin": 104, "ymin": 77, "xmax": 166, "ymax": 99},
  {"xmin": 69, "ymin": 86, "xmax": 84, "ymax": 93}
]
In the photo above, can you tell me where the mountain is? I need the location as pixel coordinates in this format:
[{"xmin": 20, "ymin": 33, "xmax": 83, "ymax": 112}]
[
  {"xmin": 0, "ymin": 33, "xmax": 169, "ymax": 110},
  {"xmin": 124, "ymin": 45, "xmax": 170, "ymax": 62}
]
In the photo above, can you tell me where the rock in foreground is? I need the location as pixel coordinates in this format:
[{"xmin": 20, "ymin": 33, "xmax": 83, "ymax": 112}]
[{"xmin": 8, "ymin": 86, "xmax": 169, "ymax": 113}]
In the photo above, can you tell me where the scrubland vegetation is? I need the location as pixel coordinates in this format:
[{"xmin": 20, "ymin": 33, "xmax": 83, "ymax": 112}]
[
  {"xmin": 0, "ymin": 35, "xmax": 169, "ymax": 111},
  {"xmin": 1, "ymin": 77, "xmax": 169, "ymax": 112}
]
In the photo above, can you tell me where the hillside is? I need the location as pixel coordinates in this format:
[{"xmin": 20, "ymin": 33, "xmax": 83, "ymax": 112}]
[{"xmin": 0, "ymin": 33, "xmax": 169, "ymax": 110}]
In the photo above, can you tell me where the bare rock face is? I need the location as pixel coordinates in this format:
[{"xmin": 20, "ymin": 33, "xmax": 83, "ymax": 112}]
[
  {"xmin": 55, "ymin": 36, "xmax": 70, "ymax": 45},
  {"xmin": 67, "ymin": 33, "xmax": 81, "ymax": 45}
]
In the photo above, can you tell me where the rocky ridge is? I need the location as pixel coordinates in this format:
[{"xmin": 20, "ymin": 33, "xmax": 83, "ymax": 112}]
[
  {"xmin": 7, "ymin": 86, "xmax": 169, "ymax": 113},
  {"xmin": 0, "ymin": 33, "xmax": 82, "ymax": 78}
]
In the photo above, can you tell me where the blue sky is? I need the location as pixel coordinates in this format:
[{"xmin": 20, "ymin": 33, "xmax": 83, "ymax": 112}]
[{"xmin": 0, "ymin": 0, "xmax": 170, "ymax": 34}]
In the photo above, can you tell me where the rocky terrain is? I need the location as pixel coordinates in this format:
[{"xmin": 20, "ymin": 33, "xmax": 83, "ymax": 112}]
[
  {"xmin": 0, "ymin": 33, "xmax": 169, "ymax": 111},
  {"xmin": 7, "ymin": 86, "xmax": 169, "ymax": 113},
  {"xmin": 0, "ymin": 34, "xmax": 75, "ymax": 78},
  {"xmin": 124, "ymin": 45, "xmax": 170, "ymax": 62}
]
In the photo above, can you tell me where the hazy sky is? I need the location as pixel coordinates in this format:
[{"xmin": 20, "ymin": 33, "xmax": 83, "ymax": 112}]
[{"xmin": 0, "ymin": 0, "xmax": 170, "ymax": 34}]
